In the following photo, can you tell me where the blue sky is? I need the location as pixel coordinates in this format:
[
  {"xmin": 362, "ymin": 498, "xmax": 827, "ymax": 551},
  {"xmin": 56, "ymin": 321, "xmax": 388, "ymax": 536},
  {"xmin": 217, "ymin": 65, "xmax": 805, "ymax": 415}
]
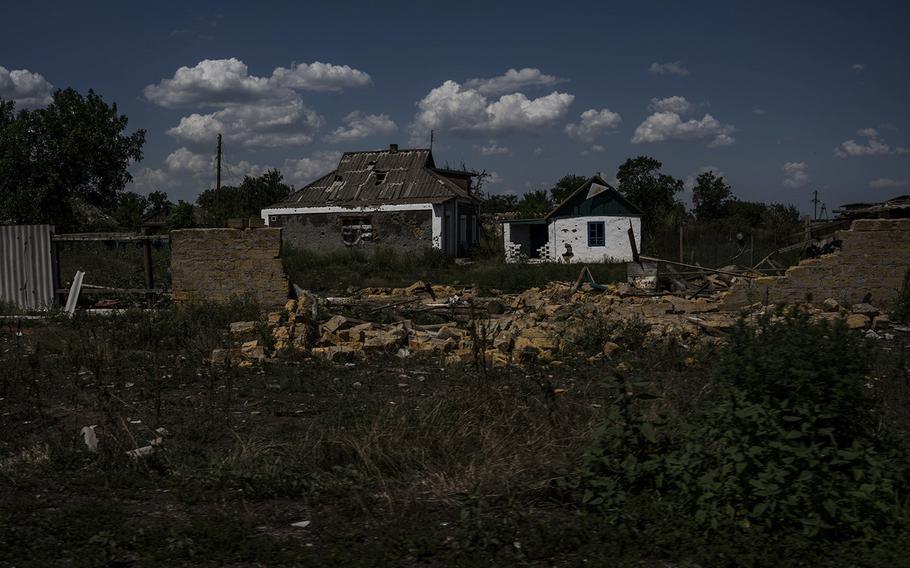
[{"xmin": 2, "ymin": 0, "xmax": 909, "ymax": 213}]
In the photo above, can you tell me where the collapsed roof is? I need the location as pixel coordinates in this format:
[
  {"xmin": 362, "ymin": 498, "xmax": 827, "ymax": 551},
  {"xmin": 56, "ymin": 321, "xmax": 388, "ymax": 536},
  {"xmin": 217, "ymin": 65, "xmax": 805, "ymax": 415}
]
[{"xmin": 271, "ymin": 145, "xmax": 479, "ymax": 209}]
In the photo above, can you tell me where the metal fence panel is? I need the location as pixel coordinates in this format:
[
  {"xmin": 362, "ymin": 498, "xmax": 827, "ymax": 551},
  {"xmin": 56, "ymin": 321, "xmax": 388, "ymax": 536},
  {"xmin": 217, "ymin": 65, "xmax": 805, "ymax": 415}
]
[{"xmin": 0, "ymin": 225, "xmax": 55, "ymax": 310}]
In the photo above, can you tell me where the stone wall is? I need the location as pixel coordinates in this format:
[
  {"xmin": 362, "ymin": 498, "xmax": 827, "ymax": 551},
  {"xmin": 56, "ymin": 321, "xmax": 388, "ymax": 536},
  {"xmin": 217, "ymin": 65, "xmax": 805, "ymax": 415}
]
[
  {"xmin": 170, "ymin": 228, "xmax": 288, "ymax": 307},
  {"xmin": 270, "ymin": 210, "xmax": 433, "ymax": 252},
  {"xmin": 721, "ymin": 219, "xmax": 910, "ymax": 310}
]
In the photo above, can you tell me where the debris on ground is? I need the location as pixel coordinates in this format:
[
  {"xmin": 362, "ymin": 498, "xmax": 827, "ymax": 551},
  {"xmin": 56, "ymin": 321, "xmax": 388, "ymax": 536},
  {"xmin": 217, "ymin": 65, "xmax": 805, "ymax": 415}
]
[{"xmin": 214, "ymin": 269, "xmax": 904, "ymax": 369}]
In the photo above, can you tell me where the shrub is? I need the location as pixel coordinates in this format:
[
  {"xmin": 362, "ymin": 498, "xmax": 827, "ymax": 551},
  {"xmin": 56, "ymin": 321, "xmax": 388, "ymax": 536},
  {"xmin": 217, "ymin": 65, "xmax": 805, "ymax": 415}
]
[
  {"xmin": 568, "ymin": 309, "xmax": 910, "ymax": 540},
  {"xmin": 892, "ymin": 268, "xmax": 910, "ymax": 323}
]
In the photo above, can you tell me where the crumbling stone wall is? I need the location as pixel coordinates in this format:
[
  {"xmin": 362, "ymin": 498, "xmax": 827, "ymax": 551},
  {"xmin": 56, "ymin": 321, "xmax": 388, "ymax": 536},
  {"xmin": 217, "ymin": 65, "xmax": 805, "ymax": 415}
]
[
  {"xmin": 721, "ymin": 219, "xmax": 910, "ymax": 310},
  {"xmin": 271, "ymin": 210, "xmax": 433, "ymax": 252},
  {"xmin": 170, "ymin": 228, "xmax": 288, "ymax": 307}
]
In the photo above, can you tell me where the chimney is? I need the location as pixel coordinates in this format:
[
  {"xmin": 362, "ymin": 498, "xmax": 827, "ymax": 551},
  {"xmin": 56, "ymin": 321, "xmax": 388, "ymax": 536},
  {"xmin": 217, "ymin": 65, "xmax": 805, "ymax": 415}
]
[{"xmin": 389, "ymin": 143, "xmax": 398, "ymax": 154}]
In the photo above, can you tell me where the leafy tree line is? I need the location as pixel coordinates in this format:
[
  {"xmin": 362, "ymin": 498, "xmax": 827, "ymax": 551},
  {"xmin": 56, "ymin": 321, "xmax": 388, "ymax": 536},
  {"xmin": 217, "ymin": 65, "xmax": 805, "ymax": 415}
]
[
  {"xmin": 0, "ymin": 89, "xmax": 145, "ymax": 230},
  {"xmin": 0, "ymin": 89, "xmax": 292, "ymax": 231},
  {"xmin": 481, "ymin": 156, "xmax": 801, "ymax": 247}
]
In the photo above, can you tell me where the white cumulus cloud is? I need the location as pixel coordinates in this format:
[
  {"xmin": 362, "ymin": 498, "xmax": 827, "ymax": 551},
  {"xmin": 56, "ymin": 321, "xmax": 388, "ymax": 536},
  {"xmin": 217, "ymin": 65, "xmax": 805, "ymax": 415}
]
[
  {"xmin": 565, "ymin": 108, "xmax": 622, "ymax": 142},
  {"xmin": 146, "ymin": 58, "xmax": 373, "ymax": 150},
  {"xmin": 165, "ymin": 147, "xmax": 211, "ymax": 174},
  {"xmin": 464, "ymin": 68, "xmax": 564, "ymax": 96},
  {"xmin": 167, "ymin": 98, "xmax": 324, "ymax": 148},
  {"xmin": 409, "ymin": 80, "xmax": 574, "ymax": 143},
  {"xmin": 0, "ymin": 65, "xmax": 54, "ymax": 108},
  {"xmin": 324, "ymin": 111, "xmax": 397, "ymax": 144},
  {"xmin": 144, "ymin": 58, "xmax": 276, "ymax": 107},
  {"xmin": 648, "ymin": 95, "xmax": 693, "ymax": 114},
  {"xmin": 283, "ymin": 151, "xmax": 343, "ymax": 186},
  {"xmin": 271, "ymin": 62, "xmax": 371, "ymax": 92},
  {"xmin": 632, "ymin": 111, "xmax": 735, "ymax": 147},
  {"xmin": 144, "ymin": 58, "xmax": 371, "ymax": 107},
  {"xmin": 869, "ymin": 178, "xmax": 909, "ymax": 189},
  {"xmin": 581, "ymin": 144, "xmax": 607, "ymax": 156},
  {"xmin": 477, "ymin": 140, "xmax": 511, "ymax": 155},
  {"xmin": 782, "ymin": 162, "xmax": 809, "ymax": 189},
  {"xmin": 834, "ymin": 128, "xmax": 909, "ymax": 157},
  {"xmin": 485, "ymin": 172, "xmax": 503, "ymax": 185},
  {"xmin": 850, "ymin": 63, "xmax": 865, "ymax": 72},
  {"xmin": 649, "ymin": 61, "xmax": 689, "ymax": 76}
]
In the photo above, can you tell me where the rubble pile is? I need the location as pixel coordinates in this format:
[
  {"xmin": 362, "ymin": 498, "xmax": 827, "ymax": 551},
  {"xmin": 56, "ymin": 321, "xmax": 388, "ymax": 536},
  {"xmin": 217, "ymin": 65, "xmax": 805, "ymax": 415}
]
[
  {"xmin": 214, "ymin": 276, "xmax": 900, "ymax": 369},
  {"xmin": 214, "ymin": 279, "xmax": 738, "ymax": 368}
]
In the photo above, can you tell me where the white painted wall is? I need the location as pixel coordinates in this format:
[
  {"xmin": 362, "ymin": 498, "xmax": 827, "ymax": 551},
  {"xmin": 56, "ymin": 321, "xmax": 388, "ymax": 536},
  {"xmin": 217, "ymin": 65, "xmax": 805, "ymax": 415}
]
[
  {"xmin": 262, "ymin": 203, "xmax": 445, "ymax": 250},
  {"xmin": 504, "ymin": 215, "xmax": 641, "ymax": 263},
  {"xmin": 549, "ymin": 216, "xmax": 641, "ymax": 262}
]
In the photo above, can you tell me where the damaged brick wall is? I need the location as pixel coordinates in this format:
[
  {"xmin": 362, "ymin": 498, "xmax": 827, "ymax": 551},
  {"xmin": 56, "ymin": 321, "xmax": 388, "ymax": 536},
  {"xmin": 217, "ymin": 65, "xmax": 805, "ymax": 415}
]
[
  {"xmin": 721, "ymin": 219, "xmax": 910, "ymax": 310},
  {"xmin": 270, "ymin": 210, "xmax": 433, "ymax": 252},
  {"xmin": 170, "ymin": 228, "xmax": 288, "ymax": 307}
]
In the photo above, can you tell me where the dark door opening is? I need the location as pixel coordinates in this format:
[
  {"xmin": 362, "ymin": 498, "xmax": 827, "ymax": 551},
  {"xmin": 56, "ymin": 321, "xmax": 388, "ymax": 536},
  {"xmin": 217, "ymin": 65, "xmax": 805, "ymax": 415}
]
[{"xmin": 529, "ymin": 224, "xmax": 548, "ymax": 258}]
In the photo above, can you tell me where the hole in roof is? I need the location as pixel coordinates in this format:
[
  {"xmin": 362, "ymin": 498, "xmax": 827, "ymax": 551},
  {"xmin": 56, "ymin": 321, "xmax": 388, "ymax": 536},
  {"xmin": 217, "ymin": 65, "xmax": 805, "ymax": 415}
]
[
  {"xmin": 374, "ymin": 171, "xmax": 387, "ymax": 185},
  {"xmin": 367, "ymin": 160, "xmax": 376, "ymax": 170}
]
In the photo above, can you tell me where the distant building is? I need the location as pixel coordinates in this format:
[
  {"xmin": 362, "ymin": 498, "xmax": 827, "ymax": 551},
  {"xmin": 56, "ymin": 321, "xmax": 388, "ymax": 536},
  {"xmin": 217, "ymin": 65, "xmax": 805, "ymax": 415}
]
[
  {"xmin": 502, "ymin": 175, "xmax": 643, "ymax": 263},
  {"xmin": 261, "ymin": 145, "xmax": 481, "ymax": 256},
  {"xmin": 834, "ymin": 195, "xmax": 910, "ymax": 220}
]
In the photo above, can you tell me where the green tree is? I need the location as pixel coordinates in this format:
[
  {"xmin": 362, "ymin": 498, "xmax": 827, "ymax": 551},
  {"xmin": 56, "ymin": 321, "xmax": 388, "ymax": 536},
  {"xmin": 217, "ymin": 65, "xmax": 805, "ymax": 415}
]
[
  {"xmin": 196, "ymin": 169, "xmax": 291, "ymax": 226},
  {"xmin": 480, "ymin": 192, "xmax": 518, "ymax": 215},
  {"xmin": 165, "ymin": 201, "xmax": 197, "ymax": 231},
  {"xmin": 691, "ymin": 171, "xmax": 733, "ymax": 221},
  {"xmin": 550, "ymin": 174, "xmax": 587, "ymax": 203},
  {"xmin": 146, "ymin": 190, "xmax": 172, "ymax": 216},
  {"xmin": 516, "ymin": 189, "xmax": 552, "ymax": 218},
  {"xmin": 111, "ymin": 191, "xmax": 149, "ymax": 231},
  {"xmin": 760, "ymin": 202, "xmax": 801, "ymax": 244},
  {"xmin": 0, "ymin": 89, "xmax": 146, "ymax": 229},
  {"xmin": 615, "ymin": 156, "xmax": 683, "ymax": 240}
]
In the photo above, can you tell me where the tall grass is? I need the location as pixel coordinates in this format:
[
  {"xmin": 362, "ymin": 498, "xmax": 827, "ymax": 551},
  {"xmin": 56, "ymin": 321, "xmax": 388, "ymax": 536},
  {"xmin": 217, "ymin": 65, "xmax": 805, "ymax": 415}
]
[{"xmin": 282, "ymin": 245, "xmax": 626, "ymax": 293}]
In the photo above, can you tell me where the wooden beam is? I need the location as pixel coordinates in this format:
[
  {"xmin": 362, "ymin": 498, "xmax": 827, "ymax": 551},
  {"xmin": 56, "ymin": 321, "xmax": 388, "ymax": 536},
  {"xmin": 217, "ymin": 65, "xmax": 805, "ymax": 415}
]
[
  {"xmin": 142, "ymin": 240, "xmax": 155, "ymax": 306},
  {"xmin": 55, "ymin": 287, "xmax": 169, "ymax": 295},
  {"xmin": 638, "ymin": 255, "xmax": 759, "ymax": 279},
  {"xmin": 52, "ymin": 233, "xmax": 169, "ymax": 242}
]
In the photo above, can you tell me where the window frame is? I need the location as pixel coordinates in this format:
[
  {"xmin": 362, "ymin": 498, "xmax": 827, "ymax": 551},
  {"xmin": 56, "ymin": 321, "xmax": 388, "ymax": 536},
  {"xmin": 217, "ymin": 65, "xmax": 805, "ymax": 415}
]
[
  {"xmin": 340, "ymin": 216, "xmax": 374, "ymax": 246},
  {"xmin": 587, "ymin": 221, "xmax": 606, "ymax": 247}
]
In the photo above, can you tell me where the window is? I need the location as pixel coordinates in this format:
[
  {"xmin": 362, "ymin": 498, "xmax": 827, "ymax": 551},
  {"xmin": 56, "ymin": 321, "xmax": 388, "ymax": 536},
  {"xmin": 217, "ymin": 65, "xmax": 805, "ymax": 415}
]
[
  {"xmin": 587, "ymin": 221, "xmax": 605, "ymax": 247},
  {"xmin": 374, "ymin": 170, "xmax": 387, "ymax": 185},
  {"xmin": 341, "ymin": 217, "xmax": 373, "ymax": 246}
]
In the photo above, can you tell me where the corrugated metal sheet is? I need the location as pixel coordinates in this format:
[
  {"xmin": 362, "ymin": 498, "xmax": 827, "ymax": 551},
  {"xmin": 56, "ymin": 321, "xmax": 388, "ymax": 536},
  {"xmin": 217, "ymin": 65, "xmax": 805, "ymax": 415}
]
[
  {"xmin": 274, "ymin": 148, "xmax": 477, "ymax": 208},
  {"xmin": 0, "ymin": 225, "xmax": 55, "ymax": 310}
]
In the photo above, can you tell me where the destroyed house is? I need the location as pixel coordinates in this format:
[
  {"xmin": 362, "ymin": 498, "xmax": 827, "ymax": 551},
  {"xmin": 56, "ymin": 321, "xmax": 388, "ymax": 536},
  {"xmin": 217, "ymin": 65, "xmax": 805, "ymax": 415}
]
[
  {"xmin": 503, "ymin": 175, "xmax": 643, "ymax": 263},
  {"xmin": 261, "ymin": 144, "xmax": 481, "ymax": 256}
]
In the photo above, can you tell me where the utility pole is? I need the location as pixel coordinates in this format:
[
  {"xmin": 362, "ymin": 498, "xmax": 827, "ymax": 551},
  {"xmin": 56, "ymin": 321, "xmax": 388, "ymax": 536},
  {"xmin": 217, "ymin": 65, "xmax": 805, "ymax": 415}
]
[
  {"xmin": 216, "ymin": 133, "xmax": 222, "ymax": 192},
  {"xmin": 429, "ymin": 129, "xmax": 434, "ymax": 151},
  {"xmin": 811, "ymin": 189, "xmax": 819, "ymax": 220}
]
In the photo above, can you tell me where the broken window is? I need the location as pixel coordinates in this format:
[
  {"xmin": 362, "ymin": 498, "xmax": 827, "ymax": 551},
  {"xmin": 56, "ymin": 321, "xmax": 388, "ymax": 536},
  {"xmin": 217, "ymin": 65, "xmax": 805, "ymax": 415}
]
[
  {"xmin": 587, "ymin": 221, "xmax": 605, "ymax": 247},
  {"xmin": 341, "ymin": 216, "xmax": 373, "ymax": 246}
]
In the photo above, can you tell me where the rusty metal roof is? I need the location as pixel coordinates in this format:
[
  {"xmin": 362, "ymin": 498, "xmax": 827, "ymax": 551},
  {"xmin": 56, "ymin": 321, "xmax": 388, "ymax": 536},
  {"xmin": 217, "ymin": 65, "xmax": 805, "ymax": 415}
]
[{"xmin": 273, "ymin": 147, "xmax": 478, "ymax": 208}]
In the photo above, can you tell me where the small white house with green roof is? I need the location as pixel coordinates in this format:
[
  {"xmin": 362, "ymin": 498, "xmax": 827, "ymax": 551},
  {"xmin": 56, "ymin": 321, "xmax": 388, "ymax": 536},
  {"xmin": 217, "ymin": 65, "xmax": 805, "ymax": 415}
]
[{"xmin": 503, "ymin": 175, "xmax": 643, "ymax": 263}]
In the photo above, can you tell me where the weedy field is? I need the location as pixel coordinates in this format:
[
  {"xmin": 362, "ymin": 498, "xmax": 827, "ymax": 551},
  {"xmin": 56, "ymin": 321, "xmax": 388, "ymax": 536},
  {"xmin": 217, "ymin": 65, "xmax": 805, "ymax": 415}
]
[{"xmin": 2, "ymin": 302, "xmax": 910, "ymax": 567}]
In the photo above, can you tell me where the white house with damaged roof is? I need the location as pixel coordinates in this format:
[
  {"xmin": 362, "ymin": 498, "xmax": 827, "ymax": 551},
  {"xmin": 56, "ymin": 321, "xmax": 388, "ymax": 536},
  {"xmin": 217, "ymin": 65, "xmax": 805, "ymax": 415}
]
[
  {"xmin": 503, "ymin": 175, "xmax": 643, "ymax": 263},
  {"xmin": 261, "ymin": 144, "xmax": 481, "ymax": 256}
]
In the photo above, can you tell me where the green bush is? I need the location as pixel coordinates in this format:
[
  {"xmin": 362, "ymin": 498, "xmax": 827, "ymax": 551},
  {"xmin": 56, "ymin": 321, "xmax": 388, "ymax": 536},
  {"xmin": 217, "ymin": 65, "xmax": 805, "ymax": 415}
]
[
  {"xmin": 892, "ymin": 268, "xmax": 910, "ymax": 323},
  {"xmin": 567, "ymin": 309, "xmax": 910, "ymax": 540}
]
